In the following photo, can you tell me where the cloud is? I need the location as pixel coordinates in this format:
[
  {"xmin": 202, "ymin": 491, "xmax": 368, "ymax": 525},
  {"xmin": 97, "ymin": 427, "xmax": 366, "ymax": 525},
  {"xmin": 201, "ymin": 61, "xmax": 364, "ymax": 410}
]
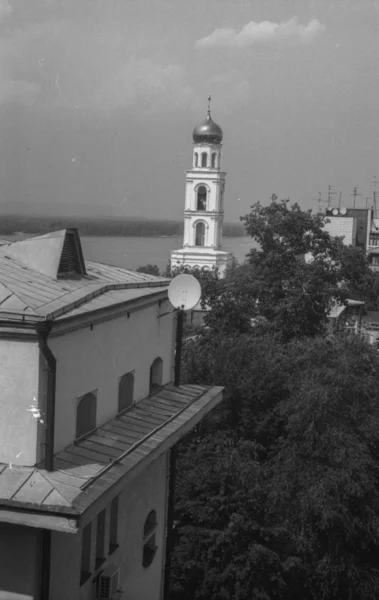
[
  {"xmin": 0, "ymin": 12, "xmax": 196, "ymax": 114},
  {"xmin": 196, "ymin": 17, "xmax": 325, "ymax": 48},
  {"xmin": 0, "ymin": 0, "xmax": 11, "ymax": 23},
  {"xmin": 94, "ymin": 58, "xmax": 197, "ymax": 114}
]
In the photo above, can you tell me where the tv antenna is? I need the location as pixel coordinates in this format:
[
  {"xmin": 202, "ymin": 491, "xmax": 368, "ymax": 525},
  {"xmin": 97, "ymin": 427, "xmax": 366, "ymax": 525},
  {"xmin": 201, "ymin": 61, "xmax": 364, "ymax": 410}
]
[
  {"xmin": 312, "ymin": 192, "xmax": 327, "ymax": 214},
  {"xmin": 351, "ymin": 186, "xmax": 362, "ymax": 209},
  {"xmin": 327, "ymin": 185, "xmax": 336, "ymax": 208},
  {"xmin": 168, "ymin": 274, "xmax": 201, "ymax": 386}
]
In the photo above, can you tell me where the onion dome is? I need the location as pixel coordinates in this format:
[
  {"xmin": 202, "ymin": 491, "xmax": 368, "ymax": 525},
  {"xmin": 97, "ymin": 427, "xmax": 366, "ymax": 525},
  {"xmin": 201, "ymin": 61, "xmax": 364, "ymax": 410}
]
[{"xmin": 192, "ymin": 96, "xmax": 223, "ymax": 144}]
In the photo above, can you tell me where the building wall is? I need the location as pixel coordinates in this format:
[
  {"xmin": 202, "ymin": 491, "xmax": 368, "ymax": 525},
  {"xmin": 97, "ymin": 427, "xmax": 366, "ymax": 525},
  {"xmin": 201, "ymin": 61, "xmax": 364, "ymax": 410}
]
[
  {"xmin": 0, "ymin": 523, "xmax": 41, "ymax": 599},
  {"xmin": 49, "ymin": 452, "xmax": 168, "ymax": 600},
  {"xmin": 323, "ymin": 216, "xmax": 356, "ymax": 246},
  {"xmin": 50, "ymin": 304, "xmax": 175, "ymax": 453},
  {"xmin": 0, "ymin": 340, "xmax": 40, "ymax": 466}
]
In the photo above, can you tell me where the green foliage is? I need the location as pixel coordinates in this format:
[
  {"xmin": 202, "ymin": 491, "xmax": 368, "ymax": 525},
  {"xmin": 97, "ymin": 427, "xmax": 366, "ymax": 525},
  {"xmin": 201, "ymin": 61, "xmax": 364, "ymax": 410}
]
[
  {"xmin": 172, "ymin": 333, "xmax": 379, "ymax": 600},
  {"xmin": 201, "ymin": 196, "xmax": 379, "ymax": 340},
  {"xmin": 136, "ymin": 264, "xmax": 161, "ymax": 276}
]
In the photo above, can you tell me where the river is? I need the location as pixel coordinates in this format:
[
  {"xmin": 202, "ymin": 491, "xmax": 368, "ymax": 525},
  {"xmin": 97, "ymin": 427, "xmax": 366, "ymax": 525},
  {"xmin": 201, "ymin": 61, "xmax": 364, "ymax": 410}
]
[{"xmin": 1, "ymin": 234, "xmax": 255, "ymax": 272}]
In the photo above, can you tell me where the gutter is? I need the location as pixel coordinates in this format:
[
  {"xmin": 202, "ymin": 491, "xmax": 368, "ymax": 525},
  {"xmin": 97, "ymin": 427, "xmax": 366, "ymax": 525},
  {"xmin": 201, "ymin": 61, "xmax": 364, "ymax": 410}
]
[
  {"xmin": 163, "ymin": 444, "xmax": 178, "ymax": 600},
  {"xmin": 35, "ymin": 321, "xmax": 56, "ymax": 473}
]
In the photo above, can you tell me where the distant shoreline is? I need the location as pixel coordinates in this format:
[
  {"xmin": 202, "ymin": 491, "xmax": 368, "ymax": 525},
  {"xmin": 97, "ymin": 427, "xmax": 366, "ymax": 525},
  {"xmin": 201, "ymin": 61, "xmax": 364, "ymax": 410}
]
[{"xmin": 0, "ymin": 215, "xmax": 246, "ymax": 238}]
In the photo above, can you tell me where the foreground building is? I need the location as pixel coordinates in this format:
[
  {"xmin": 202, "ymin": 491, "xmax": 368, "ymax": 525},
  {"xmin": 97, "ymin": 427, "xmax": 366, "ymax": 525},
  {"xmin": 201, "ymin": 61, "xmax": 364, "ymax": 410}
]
[
  {"xmin": 0, "ymin": 229, "xmax": 223, "ymax": 600},
  {"xmin": 170, "ymin": 97, "xmax": 232, "ymax": 276}
]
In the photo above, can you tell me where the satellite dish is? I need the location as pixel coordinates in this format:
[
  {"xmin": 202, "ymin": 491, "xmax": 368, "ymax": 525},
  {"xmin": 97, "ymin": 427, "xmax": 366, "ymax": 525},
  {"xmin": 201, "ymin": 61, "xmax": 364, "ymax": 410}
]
[
  {"xmin": 340, "ymin": 207, "xmax": 347, "ymax": 215},
  {"xmin": 168, "ymin": 274, "xmax": 201, "ymax": 311},
  {"xmin": 332, "ymin": 208, "xmax": 339, "ymax": 216}
]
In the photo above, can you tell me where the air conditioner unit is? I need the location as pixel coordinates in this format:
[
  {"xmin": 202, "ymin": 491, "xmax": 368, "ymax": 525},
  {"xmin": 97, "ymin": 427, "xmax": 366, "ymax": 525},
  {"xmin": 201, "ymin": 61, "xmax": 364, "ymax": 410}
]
[{"xmin": 97, "ymin": 567, "xmax": 120, "ymax": 600}]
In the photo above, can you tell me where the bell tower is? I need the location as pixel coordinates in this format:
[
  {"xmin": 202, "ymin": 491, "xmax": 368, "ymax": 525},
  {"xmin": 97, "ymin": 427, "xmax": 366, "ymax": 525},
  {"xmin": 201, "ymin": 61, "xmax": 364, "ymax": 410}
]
[{"xmin": 171, "ymin": 96, "xmax": 232, "ymax": 276}]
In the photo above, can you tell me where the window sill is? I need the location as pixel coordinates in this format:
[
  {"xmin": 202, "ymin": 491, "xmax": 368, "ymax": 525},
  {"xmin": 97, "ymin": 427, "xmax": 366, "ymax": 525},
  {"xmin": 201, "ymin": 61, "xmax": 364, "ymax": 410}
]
[
  {"xmin": 80, "ymin": 571, "xmax": 92, "ymax": 586},
  {"xmin": 95, "ymin": 557, "xmax": 106, "ymax": 570},
  {"xmin": 108, "ymin": 543, "xmax": 119, "ymax": 556}
]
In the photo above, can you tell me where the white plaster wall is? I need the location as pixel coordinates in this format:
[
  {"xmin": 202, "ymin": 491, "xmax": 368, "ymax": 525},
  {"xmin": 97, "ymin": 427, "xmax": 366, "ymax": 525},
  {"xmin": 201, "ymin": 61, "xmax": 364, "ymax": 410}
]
[
  {"xmin": 323, "ymin": 217, "xmax": 355, "ymax": 246},
  {"xmin": 50, "ymin": 452, "xmax": 168, "ymax": 600},
  {"xmin": 0, "ymin": 524, "xmax": 41, "ymax": 599},
  {"xmin": 50, "ymin": 303, "xmax": 175, "ymax": 453},
  {"xmin": 0, "ymin": 340, "xmax": 40, "ymax": 466}
]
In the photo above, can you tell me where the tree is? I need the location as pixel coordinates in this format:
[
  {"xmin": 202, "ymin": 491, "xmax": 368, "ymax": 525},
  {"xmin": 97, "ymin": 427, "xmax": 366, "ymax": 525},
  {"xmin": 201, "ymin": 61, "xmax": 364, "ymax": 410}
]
[
  {"xmin": 172, "ymin": 332, "xmax": 379, "ymax": 600},
  {"xmin": 136, "ymin": 264, "xmax": 161, "ymax": 276},
  {"xmin": 202, "ymin": 196, "xmax": 379, "ymax": 340}
]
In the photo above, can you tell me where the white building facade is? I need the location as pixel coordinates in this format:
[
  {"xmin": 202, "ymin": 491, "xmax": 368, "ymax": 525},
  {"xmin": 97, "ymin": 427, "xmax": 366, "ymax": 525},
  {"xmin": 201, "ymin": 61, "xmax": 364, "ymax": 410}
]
[
  {"xmin": 171, "ymin": 99, "xmax": 232, "ymax": 277},
  {"xmin": 0, "ymin": 229, "xmax": 224, "ymax": 600}
]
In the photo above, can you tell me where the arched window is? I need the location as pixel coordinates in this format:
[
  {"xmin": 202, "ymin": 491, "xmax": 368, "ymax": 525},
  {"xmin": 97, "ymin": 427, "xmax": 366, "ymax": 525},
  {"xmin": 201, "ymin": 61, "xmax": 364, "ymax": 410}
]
[
  {"xmin": 201, "ymin": 152, "xmax": 207, "ymax": 168},
  {"xmin": 76, "ymin": 392, "xmax": 97, "ymax": 439},
  {"xmin": 194, "ymin": 152, "xmax": 198, "ymax": 167},
  {"xmin": 211, "ymin": 153, "xmax": 217, "ymax": 168},
  {"xmin": 195, "ymin": 222, "xmax": 205, "ymax": 246},
  {"xmin": 196, "ymin": 186, "xmax": 207, "ymax": 211},
  {"xmin": 143, "ymin": 510, "xmax": 158, "ymax": 568},
  {"xmin": 118, "ymin": 371, "xmax": 134, "ymax": 413},
  {"xmin": 150, "ymin": 357, "xmax": 163, "ymax": 394}
]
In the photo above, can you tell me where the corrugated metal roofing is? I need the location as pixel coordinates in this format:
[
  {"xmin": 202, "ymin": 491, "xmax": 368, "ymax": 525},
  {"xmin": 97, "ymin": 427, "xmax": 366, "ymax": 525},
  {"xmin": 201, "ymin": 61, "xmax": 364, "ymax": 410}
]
[
  {"xmin": 0, "ymin": 384, "xmax": 223, "ymax": 517},
  {"xmin": 0, "ymin": 231, "xmax": 170, "ymax": 322}
]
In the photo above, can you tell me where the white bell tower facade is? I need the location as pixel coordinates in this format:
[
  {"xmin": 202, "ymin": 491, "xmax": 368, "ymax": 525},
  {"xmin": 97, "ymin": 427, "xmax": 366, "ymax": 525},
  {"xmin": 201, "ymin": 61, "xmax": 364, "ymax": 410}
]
[{"xmin": 171, "ymin": 97, "xmax": 232, "ymax": 276}]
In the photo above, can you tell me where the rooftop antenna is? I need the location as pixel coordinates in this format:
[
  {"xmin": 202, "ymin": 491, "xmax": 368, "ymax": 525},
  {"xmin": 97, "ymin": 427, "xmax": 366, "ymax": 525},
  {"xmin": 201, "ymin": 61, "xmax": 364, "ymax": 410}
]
[
  {"xmin": 350, "ymin": 186, "xmax": 362, "ymax": 209},
  {"xmin": 168, "ymin": 274, "xmax": 201, "ymax": 386},
  {"xmin": 373, "ymin": 176, "xmax": 378, "ymax": 218},
  {"xmin": 312, "ymin": 192, "xmax": 327, "ymax": 214},
  {"xmin": 327, "ymin": 185, "xmax": 336, "ymax": 208}
]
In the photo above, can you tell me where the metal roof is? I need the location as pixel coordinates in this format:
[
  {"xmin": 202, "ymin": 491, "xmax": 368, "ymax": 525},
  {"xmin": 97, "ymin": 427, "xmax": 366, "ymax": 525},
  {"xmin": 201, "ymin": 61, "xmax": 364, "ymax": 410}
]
[
  {"xmin": 0, "ymin": 384, "xmax": 223, "ymax": 525},
  {"xmin": 0, "ymin": 231, "xmax": 170, "ymax": 322}
]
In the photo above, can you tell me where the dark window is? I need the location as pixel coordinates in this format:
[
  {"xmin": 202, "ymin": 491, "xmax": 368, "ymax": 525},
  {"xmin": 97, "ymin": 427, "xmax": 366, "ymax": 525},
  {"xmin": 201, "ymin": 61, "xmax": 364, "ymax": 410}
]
[
  {"xmin": 95, "ymin": 510, "xmax": 106, "ymax": 569},
  {"xmin": 194, "ymin": 152, "xmax": 198, "ymax": 167},
  {"xmin": 196, "ymin": 186, "xmax": 207, "ymax": 211},
  {"xmin": 80, "ymin": 523, "xmax": 92, "ymax": 585},
  {"xmin": 201, "ymin": 152, "xmax": 207, "ymax": 167},
  {"xmin": 76, "ymin": 392, "xmax": 97, "ymax": 440},
  {"xmin": 143, "ymin": 510, "xmax": 158, "ymax": 568},
  {"xmin": 109, "ymin": 496, "xmax": 119, "ymax": 554},
  {"xmin": 118, "ymin": 371, "xmax": 134, "ymax": 413},
  {"xmin": 149, "ymin": 357, "xmax": 163, "ymax": 394},
  {"xmin": 211, "ymin": 152, "xmax": 216, "ymax": 168},
  {"xmin": 195, "ymin": 222, "xmax": 205, "ymax": 246}
]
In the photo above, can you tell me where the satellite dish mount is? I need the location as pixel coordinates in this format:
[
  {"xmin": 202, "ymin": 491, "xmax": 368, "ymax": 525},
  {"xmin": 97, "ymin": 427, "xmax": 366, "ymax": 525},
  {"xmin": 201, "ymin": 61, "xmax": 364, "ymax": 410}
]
[{"xmin": 168, "ymin": 274, "xmax": 202, "ymax": 386}]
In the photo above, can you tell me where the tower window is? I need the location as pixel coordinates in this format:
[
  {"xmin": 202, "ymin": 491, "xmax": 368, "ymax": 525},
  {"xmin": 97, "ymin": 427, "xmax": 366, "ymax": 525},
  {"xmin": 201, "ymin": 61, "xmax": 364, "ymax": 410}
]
[
  {"xmin": 195, "ymin": 222, "xmax": 206, "ymax": 246},
  {"xmin": 194, "ymin": 152, "xmax": 198, "ymax": 167},
  {"xmin": 201, "ymin": 152, "xmax": 207, "ymax": 168},
  {"xmin": 211, "ymin": 153, "xmax": 217, "ymax": 168},
  {"xmin": 197, "ymin": 186, "xmax": 207, "ymax": 211}
]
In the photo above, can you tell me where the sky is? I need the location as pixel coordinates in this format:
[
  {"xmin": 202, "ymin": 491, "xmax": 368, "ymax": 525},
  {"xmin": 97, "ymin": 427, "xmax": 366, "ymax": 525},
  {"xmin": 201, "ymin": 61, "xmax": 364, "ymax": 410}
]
[{"xmin": 0, "ymin": 0, "xmax": 378, "ymax": 221}]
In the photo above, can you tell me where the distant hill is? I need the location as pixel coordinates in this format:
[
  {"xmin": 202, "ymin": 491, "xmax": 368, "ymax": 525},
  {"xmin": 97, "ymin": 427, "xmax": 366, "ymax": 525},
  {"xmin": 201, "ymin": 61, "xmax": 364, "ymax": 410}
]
[{"xmin": 0, "ymin": 215, "xmax": 246, "ymax": 238}]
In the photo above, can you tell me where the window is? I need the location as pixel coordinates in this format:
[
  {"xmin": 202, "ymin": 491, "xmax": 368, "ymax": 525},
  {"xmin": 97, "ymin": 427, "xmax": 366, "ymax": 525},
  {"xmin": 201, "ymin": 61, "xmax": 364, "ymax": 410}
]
[
  {"xmin": 201, "ymin": 152, "xmax": 207, "ymax": 167},
  {"xmin": 211, "ymin": 152, "xmax": 217, "ymax": 168},
  {"xmin": 118, "ymin": 371, "xmax": 134, "ymax": 413},
  {"xmin": 196, "ymin": 186, "xmax": 207, "ymax": 211},
  {"xmin": 143, "ymin": 510, "xmax": 158, "ymax": 568},
  {"xmin": 370, "ymin": 235, "xmax": 379, "ymax": 246},
  {"xmin": 150, "ymin": 358, "xmax": 163, "ymax": 394},
  {"xmin": 76, "ymin": 392, "xmax": 97, "ymax": 440},
  {"xmin": 195, "ymin": 222, "xmax": 205, "ymax": 246},
  {"xmin": 371, "ymin": 255, "xmax": 379, "ymax": 265},
  {"xmin": 109, "ymin": 496, "xmax": 119, "ymax": 554},
  {"xmin": 194, "ymin": 152, "xmax": 198, "ymax": 167},
  {"xmin": 80, "ymin": 523, "xmax": 92, "ymax": 585}
]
